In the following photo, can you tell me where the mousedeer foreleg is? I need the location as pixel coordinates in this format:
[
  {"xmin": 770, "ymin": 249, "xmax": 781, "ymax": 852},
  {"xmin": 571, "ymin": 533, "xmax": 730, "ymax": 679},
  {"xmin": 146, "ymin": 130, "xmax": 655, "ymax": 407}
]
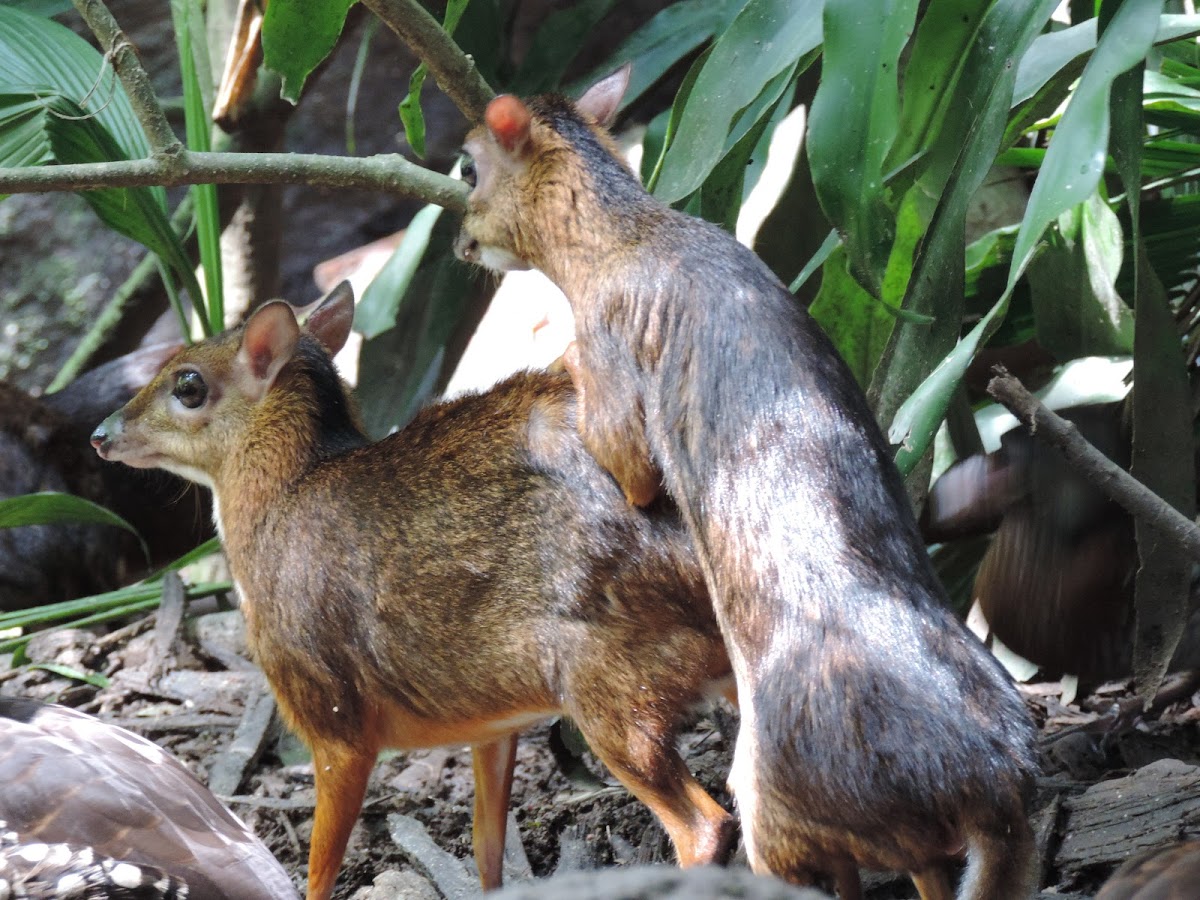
[{"xmin": 471, "ymin": 734, "xmax": 519, "ymax": 891}]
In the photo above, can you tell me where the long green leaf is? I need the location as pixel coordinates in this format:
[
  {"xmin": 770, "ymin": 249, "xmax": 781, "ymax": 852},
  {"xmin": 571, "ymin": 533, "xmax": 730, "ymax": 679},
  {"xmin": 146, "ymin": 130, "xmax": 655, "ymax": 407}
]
[
  {"xmin": 0, "ymin": 491, "xmax": 149, "ymax": 565},
  {"xmin": 355, "ymin": 203, "xmax": 444, "ymax": 339},
  {"xmin": 887, "ymin": 0, "xmax": 990, "ymax": 175},
  {"xmin": 1026, "ymin": 192, "xmax": 1133, "ymax": 358},
  {"xmin": 654, "ymin": 0, "xmax": 822, "ymax": 203},
  {"xmin": 882, "ymin": 0, "xmax": 1058, "ymax": 473},
  {"xmin": 808, "ymin": 0, "xmax": 917, "ymax": 294},
  {"xmin": 173, "ymin": 0, "xmax": 222, "ymax": 335},
  {"xmin": 511, "ymin": 0, "xmax": 617, "ymax": 94},
  {"xmin": 1009, "ymin": 0, "xmax": 1164, "ymax": 283}
]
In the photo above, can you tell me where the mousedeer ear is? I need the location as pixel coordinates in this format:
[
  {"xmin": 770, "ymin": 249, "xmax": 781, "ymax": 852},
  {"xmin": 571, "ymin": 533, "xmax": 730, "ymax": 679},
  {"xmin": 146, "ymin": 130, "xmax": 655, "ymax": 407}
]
[
  {"xmin": 485, "ymin": 95, "xmax": 532, "ymax": 155},
  {"xmin": 238, "ymin": 301, "xmax": 300, "ymax": 400},
  {"xmin": 576, "ymin": 63, "xmax": 630, "ymax": 128},
  {"xmin": 305, "ymin": 281, "xmax": 355, "ymax": 357}
]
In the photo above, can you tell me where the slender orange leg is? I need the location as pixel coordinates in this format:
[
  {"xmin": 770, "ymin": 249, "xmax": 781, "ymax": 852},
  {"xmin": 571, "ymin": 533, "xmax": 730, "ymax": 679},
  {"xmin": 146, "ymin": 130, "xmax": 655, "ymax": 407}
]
[
  {"xmin": 471, "ymin": 735, "xmax": 518, "ymax": 891},
  {"xmin": 910, "ymin": 867, "xmax": 955, "ymax": 900},
  {"xmin": 306, "ymin": 743, "xmax": 377, "ymax": 900}
]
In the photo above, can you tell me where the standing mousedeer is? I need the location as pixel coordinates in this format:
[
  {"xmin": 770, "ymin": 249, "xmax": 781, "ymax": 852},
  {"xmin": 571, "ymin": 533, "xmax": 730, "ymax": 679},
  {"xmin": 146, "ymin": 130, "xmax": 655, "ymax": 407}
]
[
  {"xmin": 455, "ymin": 67, "xmax": 1039, "ymax": 899},
  {"xmin": 91, "ymin": 284, "xmax": 736, "ymax": 900}
]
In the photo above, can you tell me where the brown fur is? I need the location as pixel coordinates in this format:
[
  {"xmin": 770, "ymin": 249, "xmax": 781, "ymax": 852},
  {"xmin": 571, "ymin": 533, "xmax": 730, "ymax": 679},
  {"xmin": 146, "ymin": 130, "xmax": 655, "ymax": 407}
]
[
  {"xmin": 92, "ymin": 288, "xmax": 735, "ymax": 899},
  {"xmin": 455, "ymin": 71, "xmax": 1038, "ymax": 899}
]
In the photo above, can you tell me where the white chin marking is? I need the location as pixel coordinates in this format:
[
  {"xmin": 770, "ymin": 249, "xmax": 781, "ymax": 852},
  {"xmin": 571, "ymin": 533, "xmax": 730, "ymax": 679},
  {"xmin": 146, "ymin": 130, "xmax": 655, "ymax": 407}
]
[{"xmin": 479, "ymin": 247, "xmax": 532, "ymax": 273}]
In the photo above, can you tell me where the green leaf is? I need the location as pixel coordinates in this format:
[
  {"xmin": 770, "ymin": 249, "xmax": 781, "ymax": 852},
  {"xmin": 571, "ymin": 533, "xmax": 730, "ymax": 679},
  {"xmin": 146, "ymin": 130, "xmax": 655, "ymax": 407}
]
[
  {"xmin": 567, "ymin": 0, "xmax": 728, "ymax": 109},
  {"xmin": 645, "ymin": 44, "xmax": 712, "ymax": 194},
  {"xmin": 811, "ymin": 186, "xmax": 923, "ymax": 389},
  {"xmin": 789, "ymin": 228, "xmax": 839, "ymax": 293},
  {"xmin": 1026, "ymin": 193, "xmax": 1133, "ymax": 358},
  {"xmin": 809, "ymin": 0, "xmax": 917, "ymax": 294},
  {"xmin": 697, "ymin": 61, "xmax": 796, "ymax": 231},
  {"xmin": 880, "ymin": 0, "xmax": 1059, "ymax": 473},
  {"xmin": 355, "ymin": 203, "xmax": 444, "ymax": 339},
  {"xmin": 511, "ymin": 0, "xmax": 618, "ymax": 94},
  {"xmin": 887, "ymin": 0, "xmax": 991, "ymax": 175},
  {"xmin": 357, "ymin": 240, "xmax": 487, "ymax": 437},
  {"xmin": 30, "ymin": 663, "xmax": 110, "ymax": 688},
  {"xmin": 261, "ymin": 0, "xmax": 356, "ymax": 104},
  {"xmin": 1009, "ymin": 0, "xmax": 1164, "ymax": 283},
  {"xmin": 0, "ymin": 7, "xmax": 204, "ymax": 332},
  {"xmin": 0, "ymin": 491, "xmax": 149, "ymax": 564},
  {"xmin": 399, "ymin": 0, "xmax": 470, "ymax": 160},
  {"xmin": 5, "ymin": 0, "xmax": 72, "ymax": 16},
  {"xmin": 654, "ymin": 0, "xmax": 822, "ymax": 203},
  {"xmin": 172, "ymin": 0, "xmax": 222, "ymax": 335}
]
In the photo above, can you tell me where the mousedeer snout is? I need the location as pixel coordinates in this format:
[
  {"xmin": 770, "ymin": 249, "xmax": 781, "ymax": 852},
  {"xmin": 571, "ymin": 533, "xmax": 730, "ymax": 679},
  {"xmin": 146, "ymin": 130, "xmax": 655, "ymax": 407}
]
[
  {"xmin": 90, "ymin": 412, "xmax": 124, "ymax": 457},
  {"xmin": 453, "ymin": 230, "xmax": 480, "ymax": 264}
]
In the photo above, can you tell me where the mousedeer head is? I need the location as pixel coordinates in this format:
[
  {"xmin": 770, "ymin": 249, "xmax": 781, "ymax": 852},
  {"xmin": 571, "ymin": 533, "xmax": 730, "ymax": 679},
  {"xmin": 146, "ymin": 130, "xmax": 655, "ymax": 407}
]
[{"xmin": 454, "ymin": 64, "xmax": 631, "ymax": 273}]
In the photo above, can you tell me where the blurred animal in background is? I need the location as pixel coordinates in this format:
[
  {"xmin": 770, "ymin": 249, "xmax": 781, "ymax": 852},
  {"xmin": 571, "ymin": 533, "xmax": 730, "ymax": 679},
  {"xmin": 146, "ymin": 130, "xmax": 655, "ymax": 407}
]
[
  {"xmin": 924, "ymin": 402, "xmax": 1200, "ymax": 680},
  {"xmin": 0, "ymin": 696, "xmax": 297, "ymax": 899},
  {"xmin": 0, "ymin": 344, "xmax": 211, "ymax": 612}
]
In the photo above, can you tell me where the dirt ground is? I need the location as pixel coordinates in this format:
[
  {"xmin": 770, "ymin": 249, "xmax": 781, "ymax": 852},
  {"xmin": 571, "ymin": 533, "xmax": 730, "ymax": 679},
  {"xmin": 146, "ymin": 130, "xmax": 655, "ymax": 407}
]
[{"xmin": 3, "ymin": 602, "xmax": 1199, "ymax": 900}]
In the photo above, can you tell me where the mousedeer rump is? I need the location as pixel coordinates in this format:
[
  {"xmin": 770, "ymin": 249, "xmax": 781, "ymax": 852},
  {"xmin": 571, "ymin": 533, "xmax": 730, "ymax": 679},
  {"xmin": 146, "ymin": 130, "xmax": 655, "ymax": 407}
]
[
  {"xmin": 456, "ymin": 67, "xmax": 1039, "ymax": 899},
  {"xmin": 91, "ymin": 284, "xmax": 736, "ymax": 900}
]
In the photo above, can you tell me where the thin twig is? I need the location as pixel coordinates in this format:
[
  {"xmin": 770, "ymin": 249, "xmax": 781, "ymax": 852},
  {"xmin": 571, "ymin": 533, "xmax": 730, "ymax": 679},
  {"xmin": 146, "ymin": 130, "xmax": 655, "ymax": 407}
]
[
  {"xmin": 362, "ymin": 0, "xmax": 494, "ymax": 123},
  {"xmin": 987, "ymin": 368, "xmax": 1200, "ymax": 561},
  {"xmin": 0, "ymin": 151, "xmax": 468, "ymax": 213},
  {"xmin": 71, "ymin": 0, "xmax": 183, "ymax": 155}
]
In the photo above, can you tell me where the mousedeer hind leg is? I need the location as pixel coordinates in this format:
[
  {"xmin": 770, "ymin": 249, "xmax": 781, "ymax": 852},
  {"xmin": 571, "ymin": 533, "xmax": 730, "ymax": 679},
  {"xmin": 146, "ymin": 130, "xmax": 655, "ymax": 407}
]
[
  {"xmin": 910, "ymin": 867, "xmax": 955, "ymax": 900},
  {"xmin": 566, "ymin": 678, "xmax": 735, "ymax": 867},
  {"xmin": 471, "ymin": 734, "xmax": 519, "ymax": 891},
  {"xmin": 306, "ymin": 741, "xmax": 377, "ymax": 900}
]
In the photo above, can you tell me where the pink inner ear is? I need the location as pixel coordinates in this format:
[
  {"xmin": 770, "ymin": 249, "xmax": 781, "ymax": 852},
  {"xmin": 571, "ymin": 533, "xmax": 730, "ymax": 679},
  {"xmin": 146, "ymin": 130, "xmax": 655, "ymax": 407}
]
[{"xmin": 486, "ymin": 96, "xmax": 531, "ymax": 154}]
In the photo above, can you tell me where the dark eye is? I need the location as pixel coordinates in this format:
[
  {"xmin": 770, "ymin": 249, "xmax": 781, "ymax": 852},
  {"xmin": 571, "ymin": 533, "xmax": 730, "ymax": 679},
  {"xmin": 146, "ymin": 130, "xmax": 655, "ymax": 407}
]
[
  {"xmin": 173, "ymin": 370, "xmax": 208, "ymax": 409},
  {"xmin": 461, "ymin": 155, "xmax": 477, "ymax": 188}
]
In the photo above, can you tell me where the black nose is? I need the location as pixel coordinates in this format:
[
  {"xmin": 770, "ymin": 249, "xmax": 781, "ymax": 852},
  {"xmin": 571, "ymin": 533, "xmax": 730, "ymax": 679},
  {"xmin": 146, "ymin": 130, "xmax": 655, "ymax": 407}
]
[{"xmin": 90, "ymin": 424, "xmax": 108, "ymax": 451}]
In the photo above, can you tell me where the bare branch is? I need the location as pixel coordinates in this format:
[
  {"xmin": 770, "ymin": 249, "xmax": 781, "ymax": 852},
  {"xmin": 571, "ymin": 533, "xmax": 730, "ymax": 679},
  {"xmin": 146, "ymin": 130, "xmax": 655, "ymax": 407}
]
[
  {"xmin": 72, "ymin": 0, "xmax": 183, "ymax": 155},
  {"xmin": 362, "ymin": 0, "xmax": 494, "ymax": 124},
  {"xmin": 0, "ymin": 151, "xmax": 468, "ymax": 213},
  {"xmin": 987, "ymin": 368, "xmax": 1200, "ymax": 562}
]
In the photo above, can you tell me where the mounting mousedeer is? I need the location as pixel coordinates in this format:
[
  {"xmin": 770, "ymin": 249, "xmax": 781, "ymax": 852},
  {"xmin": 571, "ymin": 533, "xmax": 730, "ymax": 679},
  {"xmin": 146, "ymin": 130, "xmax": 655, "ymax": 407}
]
[{"xmin": 455, "ymin": 65, "xmax": 1039, "ymax": 899}]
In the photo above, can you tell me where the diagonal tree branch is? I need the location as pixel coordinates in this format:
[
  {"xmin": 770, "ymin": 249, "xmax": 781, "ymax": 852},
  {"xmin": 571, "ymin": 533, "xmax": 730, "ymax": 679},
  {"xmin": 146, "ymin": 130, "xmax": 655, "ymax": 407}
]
[
  {"xmin": 987, "ymin": 368, "xmax": 1200, "ymax": 561},
  {"xmin": 362, "ymin": 0, "xmax": 494, "ymax": 124},
  {"xmin": 0, "ymin": 152, "xmax": 468, "ymax": 213},
  {"xmin": 72, "ymin": 0, "xmax": 182, "ymax": 155}
]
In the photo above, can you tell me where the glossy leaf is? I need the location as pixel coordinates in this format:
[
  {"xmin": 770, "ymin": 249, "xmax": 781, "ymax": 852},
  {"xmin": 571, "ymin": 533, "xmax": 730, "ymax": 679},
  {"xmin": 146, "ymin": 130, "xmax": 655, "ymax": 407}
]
[
  {"xmin": 0, "ymin": 491, "xmax": 148, "ymax": 565},
  {"xmin": 654, "ymin": 0, "xmax": 821, "ymax": 204},
  {"xmin": 172, "ymin": 0, "xmax": 222, "ymax": 335},
  {"xmin": 809, "ymin": 0, "xmax": 916, "ymax": 294},
  {"xmin": 1009, "ymin": 0, "xmax": 1164, "ymax": 283},
  {"xmin": 698, "ymin": 61, "xmax": 797, "ymax": 231},
  {"xmin": 262, "ymin": 0, "xmax": 356, "ymax": 104},
  {"xmin": 355, "ymin": 203, "xmax": 444, "ymax": 339},
  {"xmin": 887, "ymin": 0, "xmax": 989, "ymax": 175},
  {"xmin": 0, "ymin": 8, "xmax": 203, "ymax": 329},
  {"xmin": 882, "ymin": 0, "xmax": 1058, "ymax": 473},
  {"xmin": 1026, "ymin": 193, "xmax": 1133, "ymax": 359}
]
